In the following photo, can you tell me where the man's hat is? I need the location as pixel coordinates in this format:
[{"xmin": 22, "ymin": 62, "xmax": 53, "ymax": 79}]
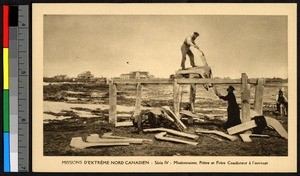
[{"xmin": 227, "ymin": 85, "xmax": 235, "ymax": 91}]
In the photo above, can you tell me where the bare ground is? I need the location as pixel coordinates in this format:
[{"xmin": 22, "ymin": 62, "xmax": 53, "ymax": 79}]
[
  {"xmin": 43, "ymin": 83, "xmax": 288, "ymax": 156},
  {"xmin": 44, "ymin": 111, "xmax": 288, "ymax": 156}
]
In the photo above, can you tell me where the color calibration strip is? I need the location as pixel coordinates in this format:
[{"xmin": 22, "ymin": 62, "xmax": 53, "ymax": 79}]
[
  {"xmin": 3, "ymin": 5, "xmax": 29, "ymax": 172},
  {"xmin": 3, "ymin": 5, "xmax": 10, "ymax": 172},
  {"xmin": 9, "ymin": 5, "xmax": 19, "ymax": 172}
]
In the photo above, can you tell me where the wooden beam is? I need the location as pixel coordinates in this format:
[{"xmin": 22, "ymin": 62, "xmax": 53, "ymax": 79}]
[
  {"xmin": 102, "ymin": 133, "xmax": 153, "ymax": 142},
  {"xmin": 177, "ymin": 78, "xmax": 258, "ymax": 85},
  {"xmin": 239, "ymin": 134, "xmax": 252, "ymax": 142},
  {"xmin": 241, "ymin": 73, "xmax": 251, "ymax": 123},
  {"xmin": 133, "ymin": 83, "xmax": 142, "ymax": 129},
  {"xmin": 112, "ymin": 78, "xmax": 258, "ymax": 85},
  {"xmin": 181, "ymin": 117, "xmax": 205, "ymax": 123},
  {"xmin": 86, "ymin": 134, "xmax": 143, "ymax": 144},
  {"xmin": 115, "ymin": 121, "xmax": 133, "ymax": 127},
  {"xmin": 227, "ymin": 120, "xmax": 257, "ymax": 135},
  {"xmin": 108, "ymin": 80, "xmax": 117, "ymax": 124},
  {"xmin": 250, "ymin": 134, "xmax": 270, "ymax": 138},
  {"xmin": 254, "ymin": 78, "xmax": 264, "ymax": 115},
  {"xmin": 162, "ymin": 106, "xmax": 187, "ymax": 131},
  {"xmin": 228, "ymin": 110, "xmax": 288, "ymax": 139},
  {"xmin": 239, "ymin": 133, "xmax": 270, "ymax": 142},
  {"xmin": 210, "ymin": 135, "xmax": 224, "ymax": 141},
  {"xmin": 173, "ymin": 79, "xmax": 181, "ymax": 118},
  {"xmin": 180, "ymin": 110, "xmax": 206, "ymax": 118},
  {"xmin": 265, "ymin": 116, "xmax": 288, "ymax": 139},
  {"xmin": 70, "ymin": 137, "xmax": 129, "ymax": 149},
  {"xmin": 143, "ymin": 128, "xmax": 199, "ymax": 140},
  {"xmin": 189, "ymin": 74, "xmax": 197, "ymax": 113},
  {"xmin": 175, "ymin": 66, "xmax": 210, "ymax": 75},
  {"xmin": 113, "ymin": 78, "xmax": 173, "ymax": 84},
  {"xmin": 196, "ymin": 129, "xmax": 238, "ymax": 141},
  {"xmin": 155, "ymin": 132, "xmax": 198, "ymax": 146}
]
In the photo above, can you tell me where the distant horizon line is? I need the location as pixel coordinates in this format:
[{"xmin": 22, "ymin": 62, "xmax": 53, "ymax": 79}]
[{"xmin": 43, "ymin": 74, "xmax": 288, "ymax": 80}]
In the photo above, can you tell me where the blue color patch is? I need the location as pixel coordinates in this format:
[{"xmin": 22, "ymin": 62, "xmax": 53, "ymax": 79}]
[{"xmin": 4, "ymin": 132, "xmax": 10, "ymax": 172}]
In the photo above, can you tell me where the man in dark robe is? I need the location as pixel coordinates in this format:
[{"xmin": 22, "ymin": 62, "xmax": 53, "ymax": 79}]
[
  {"xmin": 216, "ymin": 85, "xmax": 241, "ymax": 129},
  {"xmin": 276, "ymin": 89, "xmax": 288, "ymax": 115}
]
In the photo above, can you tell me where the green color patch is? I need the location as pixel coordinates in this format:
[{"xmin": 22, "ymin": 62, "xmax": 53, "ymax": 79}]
[{"xmin": 3, "ymin": 90, "xmax": 9, "ymax": 132}]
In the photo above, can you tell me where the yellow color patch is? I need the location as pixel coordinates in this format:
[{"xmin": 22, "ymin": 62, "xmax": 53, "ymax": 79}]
[{"xmin": 3, "ymin": 48, "xmax": 9, "ymax": 89}]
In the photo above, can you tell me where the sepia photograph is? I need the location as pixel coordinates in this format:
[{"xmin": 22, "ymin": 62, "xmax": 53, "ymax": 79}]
[{"xmin": 32, "ymin": 3, "xmax": 297, "ymax": 172}]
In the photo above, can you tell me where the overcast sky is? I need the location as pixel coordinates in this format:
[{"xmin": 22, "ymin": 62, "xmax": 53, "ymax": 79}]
[{"xmin": 44, "ymin": 15, "xmax": 287, "ymax": 79}]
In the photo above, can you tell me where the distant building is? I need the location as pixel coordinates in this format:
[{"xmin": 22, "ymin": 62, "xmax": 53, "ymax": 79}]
[
  {"xmin": 43, "ymin": 75, "xmax": 73, "ymax": 82},
  {"xmin": 120, "ymin": 74, "xmax": 131, "ymax": 79},
  {"xmin": 265, "ymin": 77, "xmax": 284, "ymax": 84},
  {"xmin": 94, "ymin": 77, "xmax": 107, "ymax": 84},
  {"xmin": 77, "ymin": 71, "xmax": 94, "ymax": 82},
  {"xmin": 119, "ymin": 71, "xmax": 154, "ymax": 79},
  {"xmin": 54, "ymin": 75, "xmax": 67, "ymax": 81}
]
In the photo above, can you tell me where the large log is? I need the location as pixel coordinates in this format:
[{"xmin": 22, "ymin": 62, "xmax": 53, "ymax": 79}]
[
  {"xmin": 143, "ymin": 128, "xmax": 199, "ymax": 140},
  {"xmin": 155, "ymin": 132, "xmax": 198, "ymax": 146},
  {"xmin": 70, "ymin": 137, "xmax": 129, "ymax": 149},
  {"xmin": 196, "ymin": 129, "xmax": 238, "ymax": 141}
]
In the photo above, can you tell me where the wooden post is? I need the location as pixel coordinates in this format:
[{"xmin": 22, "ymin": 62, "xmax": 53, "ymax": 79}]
[
  {"xmin": 189, "ymin": 84, "xmax": 196, "ymax": 113},
  {"xmin": 241, "ymin": 73, "xmax": 250, "ymax": 123},
  {"xmin": 173, "ymin": 79, "xmax": 181, "ymax": 117},
  {"xmin": 254, "ymin": 79, "xmax": 264, "ymax": 115},
  {"xmin": 109, "ymin": 80, "xmax": 117, "ymax": 124},
  {"xmin": 189, "ymin": 74, "xmax": 197, "ymax": 113},
  {"xmin": 133, "ymin": 83, "xmax": 142, "ymax": 129},
  {"xmin": 133, "ymin": 72, "xmax": 142, "ymax": 129}
]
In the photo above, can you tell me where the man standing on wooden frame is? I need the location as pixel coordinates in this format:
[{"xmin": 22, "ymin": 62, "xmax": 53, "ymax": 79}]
[{"xmin": 180, "ymin": 32, "xmax": 201, "ymax": 70}]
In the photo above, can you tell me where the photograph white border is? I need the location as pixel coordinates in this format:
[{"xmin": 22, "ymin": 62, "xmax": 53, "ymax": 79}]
[{"xmin": 32, "ymin": 3, "xmax": 297, "ymax": 172}]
